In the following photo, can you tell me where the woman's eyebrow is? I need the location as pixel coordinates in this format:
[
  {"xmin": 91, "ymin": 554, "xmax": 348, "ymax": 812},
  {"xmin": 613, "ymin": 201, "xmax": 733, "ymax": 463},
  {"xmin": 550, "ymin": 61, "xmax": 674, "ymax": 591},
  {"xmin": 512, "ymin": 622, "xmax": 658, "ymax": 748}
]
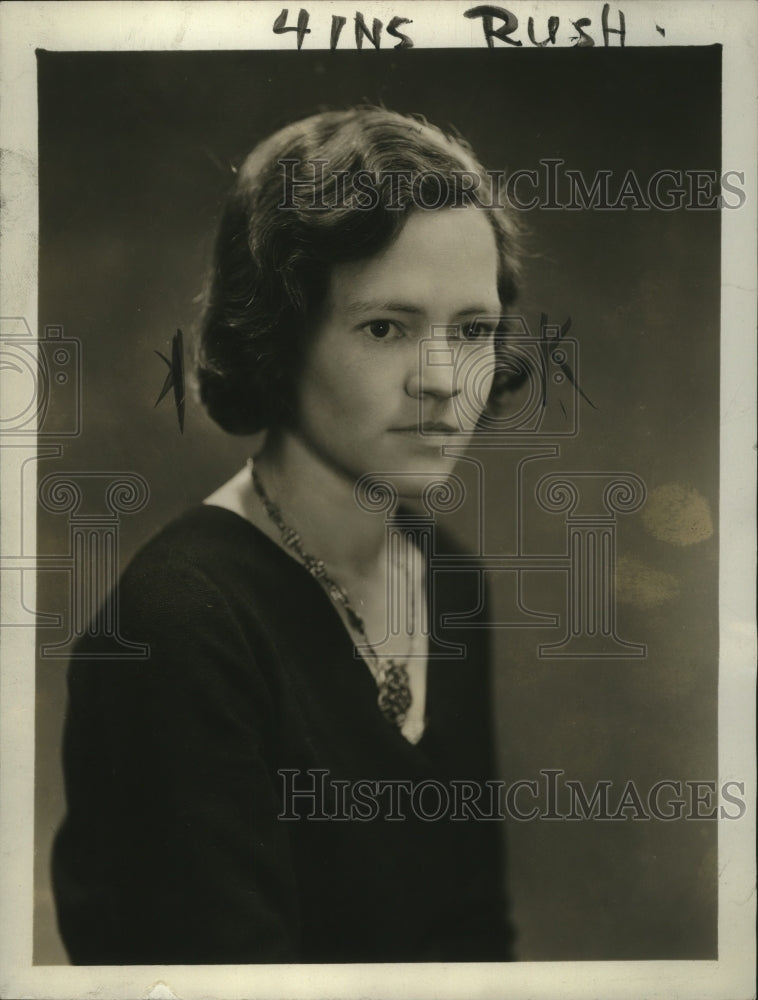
[
  {"xmin": 453, "ymin": 306, "xmax": 502, "ymax": 319},
  {"xmin": 344, "ymin": 300, "xmax": 501, "ymax": 318},
  {"xmin": 344, "ymin": 299, "xmax": 425, "ymax": 317}
]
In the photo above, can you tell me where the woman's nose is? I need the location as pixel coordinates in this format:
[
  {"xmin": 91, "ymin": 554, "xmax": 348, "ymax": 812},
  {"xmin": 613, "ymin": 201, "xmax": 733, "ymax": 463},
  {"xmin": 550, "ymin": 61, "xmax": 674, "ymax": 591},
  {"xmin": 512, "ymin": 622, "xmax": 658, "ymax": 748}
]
[{"xmin": 405, "ymin": 330, "xmax": 464, "ymax": 400}]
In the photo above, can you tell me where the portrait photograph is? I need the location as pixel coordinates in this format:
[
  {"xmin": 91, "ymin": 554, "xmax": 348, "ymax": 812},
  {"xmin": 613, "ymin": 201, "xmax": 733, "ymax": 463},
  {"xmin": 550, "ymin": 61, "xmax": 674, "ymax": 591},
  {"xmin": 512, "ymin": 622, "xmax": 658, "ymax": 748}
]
[{"xmin": 0, "ymin": 3, "xmax": 755, "ymax": 1000}]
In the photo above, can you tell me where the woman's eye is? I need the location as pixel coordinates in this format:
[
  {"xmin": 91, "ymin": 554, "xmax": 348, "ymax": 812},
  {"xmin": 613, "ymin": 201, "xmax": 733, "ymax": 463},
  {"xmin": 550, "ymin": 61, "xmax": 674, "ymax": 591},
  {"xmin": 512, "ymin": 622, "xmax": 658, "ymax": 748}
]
[
  {"xmin": 463, "ymin": 321, "xmax": 496, "ymax": 340},
  {"xmin": 364, "ymin": 319, "xmax": 396, "ymax": 340}
]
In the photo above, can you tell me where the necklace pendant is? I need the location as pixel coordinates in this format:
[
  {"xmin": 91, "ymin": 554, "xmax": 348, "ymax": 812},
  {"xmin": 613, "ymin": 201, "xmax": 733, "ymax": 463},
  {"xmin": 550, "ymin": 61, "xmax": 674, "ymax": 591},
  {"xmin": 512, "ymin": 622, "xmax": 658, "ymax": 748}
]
[{"xmin": 377, "ymin": 659, "xmax": 412, "ymax": 729}]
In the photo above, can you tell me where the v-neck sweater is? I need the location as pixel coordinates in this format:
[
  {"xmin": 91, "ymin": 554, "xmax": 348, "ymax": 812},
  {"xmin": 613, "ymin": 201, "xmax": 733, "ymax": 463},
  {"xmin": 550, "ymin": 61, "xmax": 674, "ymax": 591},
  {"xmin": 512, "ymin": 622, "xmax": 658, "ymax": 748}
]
[{"xmin": 52, "ymin": 504, "xmax": 515, "ymax": 964}]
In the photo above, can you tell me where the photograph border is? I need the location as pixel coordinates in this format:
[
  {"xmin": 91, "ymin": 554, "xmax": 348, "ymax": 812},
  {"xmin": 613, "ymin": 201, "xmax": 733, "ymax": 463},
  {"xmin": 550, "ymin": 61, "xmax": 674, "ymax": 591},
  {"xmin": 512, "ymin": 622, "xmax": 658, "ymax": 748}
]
[{"xmin": 1, "ymin": 3, "xmax": 755, "ymax": 998}]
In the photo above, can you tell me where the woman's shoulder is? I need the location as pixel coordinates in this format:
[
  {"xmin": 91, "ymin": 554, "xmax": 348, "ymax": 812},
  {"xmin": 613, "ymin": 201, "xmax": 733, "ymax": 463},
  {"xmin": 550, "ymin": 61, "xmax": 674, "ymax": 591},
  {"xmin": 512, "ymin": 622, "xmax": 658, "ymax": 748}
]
[
  {"xmin": 126, "ymin": 503, "xmax": 273, "ymax": 578},
  {"xmin": 114, "ymin": 504, "xmax": 288, "ymax": 627},
  {"xmin": 70, "ymin": 505, "xmax": 291, "ymax": 710}
]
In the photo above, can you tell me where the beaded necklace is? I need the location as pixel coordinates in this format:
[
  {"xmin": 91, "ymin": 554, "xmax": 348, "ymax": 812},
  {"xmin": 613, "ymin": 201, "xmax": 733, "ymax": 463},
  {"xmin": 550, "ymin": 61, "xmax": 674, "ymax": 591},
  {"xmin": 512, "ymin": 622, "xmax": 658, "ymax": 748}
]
[{"xmin": 250, "ymin": 461, "xmax": 414, "ymax": 729}]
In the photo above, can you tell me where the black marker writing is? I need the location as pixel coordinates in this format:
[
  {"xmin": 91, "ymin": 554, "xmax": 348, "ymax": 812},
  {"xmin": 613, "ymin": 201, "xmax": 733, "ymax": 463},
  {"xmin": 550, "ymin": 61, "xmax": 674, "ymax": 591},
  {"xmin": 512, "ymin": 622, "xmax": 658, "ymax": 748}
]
[
  {"xmin": 273, "ymin": 8, "xmax": 414, "ymax": 50},
  {"xmin": 464, "ymin": 3, "xmax": 626, "ymax": 48}
]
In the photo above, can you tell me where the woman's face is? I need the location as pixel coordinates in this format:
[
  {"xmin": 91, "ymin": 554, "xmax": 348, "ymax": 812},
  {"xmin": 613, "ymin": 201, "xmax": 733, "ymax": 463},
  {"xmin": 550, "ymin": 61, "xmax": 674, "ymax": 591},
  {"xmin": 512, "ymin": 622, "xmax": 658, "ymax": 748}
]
[{"xmin": 289, "ymin": 206, "xmax": 502, "ymax": 496}]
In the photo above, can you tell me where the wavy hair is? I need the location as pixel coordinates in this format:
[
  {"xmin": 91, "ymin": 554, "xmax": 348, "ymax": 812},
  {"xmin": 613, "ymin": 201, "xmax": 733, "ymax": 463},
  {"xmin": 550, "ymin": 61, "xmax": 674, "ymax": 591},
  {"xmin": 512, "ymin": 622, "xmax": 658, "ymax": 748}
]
[{"xmin": 197, "ymin": 107, "xmax": 524, "ymax": 434}]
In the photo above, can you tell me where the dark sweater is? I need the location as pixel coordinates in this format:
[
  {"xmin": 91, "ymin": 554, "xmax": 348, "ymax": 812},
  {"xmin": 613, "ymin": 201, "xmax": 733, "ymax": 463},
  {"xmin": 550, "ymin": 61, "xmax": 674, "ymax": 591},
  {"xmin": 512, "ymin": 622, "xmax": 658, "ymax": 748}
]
[{"xmin": 52, "ymin": 504, "xmax": 514, "ymax": 964}]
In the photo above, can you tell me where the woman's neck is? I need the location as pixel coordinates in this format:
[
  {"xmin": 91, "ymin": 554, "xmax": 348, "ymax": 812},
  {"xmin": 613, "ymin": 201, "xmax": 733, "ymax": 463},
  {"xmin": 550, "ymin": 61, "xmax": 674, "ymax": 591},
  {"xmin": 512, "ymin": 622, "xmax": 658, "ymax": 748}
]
[{"xmin": 252, "ymin": 429, "xmax": 389, "ymax": 580}]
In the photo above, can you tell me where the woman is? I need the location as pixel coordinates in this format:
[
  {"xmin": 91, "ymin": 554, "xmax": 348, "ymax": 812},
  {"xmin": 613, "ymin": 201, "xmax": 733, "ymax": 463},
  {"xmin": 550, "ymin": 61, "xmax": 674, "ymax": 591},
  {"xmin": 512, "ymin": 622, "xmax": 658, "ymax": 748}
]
[{"xmin": 52, "ymin": 107, "xmax": 523, "ymax": 964}]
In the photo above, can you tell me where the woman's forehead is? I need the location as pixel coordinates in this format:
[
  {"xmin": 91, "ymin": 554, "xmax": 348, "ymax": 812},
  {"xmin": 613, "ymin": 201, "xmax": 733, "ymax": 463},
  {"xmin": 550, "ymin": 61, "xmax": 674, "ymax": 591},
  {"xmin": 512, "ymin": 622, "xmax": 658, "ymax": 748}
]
[{"xmin": 326, "ymin": 208, "xmax": 501, "ymax": 314}]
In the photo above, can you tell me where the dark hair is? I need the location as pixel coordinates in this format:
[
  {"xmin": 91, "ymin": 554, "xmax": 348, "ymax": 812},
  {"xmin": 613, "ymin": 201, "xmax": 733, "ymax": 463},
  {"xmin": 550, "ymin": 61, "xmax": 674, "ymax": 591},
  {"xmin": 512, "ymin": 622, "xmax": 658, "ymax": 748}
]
[{"xmin": 197, "ymin": 107, "xmax": 523, "ymax": 435}]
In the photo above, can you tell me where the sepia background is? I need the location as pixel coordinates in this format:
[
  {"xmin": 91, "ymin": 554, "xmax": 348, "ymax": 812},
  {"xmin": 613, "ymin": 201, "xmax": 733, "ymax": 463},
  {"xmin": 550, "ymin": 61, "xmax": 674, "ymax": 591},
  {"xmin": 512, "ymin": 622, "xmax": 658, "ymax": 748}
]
[{"xmin": 34, "ymin": 46, "xmax": 720, "ymax": 962}]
